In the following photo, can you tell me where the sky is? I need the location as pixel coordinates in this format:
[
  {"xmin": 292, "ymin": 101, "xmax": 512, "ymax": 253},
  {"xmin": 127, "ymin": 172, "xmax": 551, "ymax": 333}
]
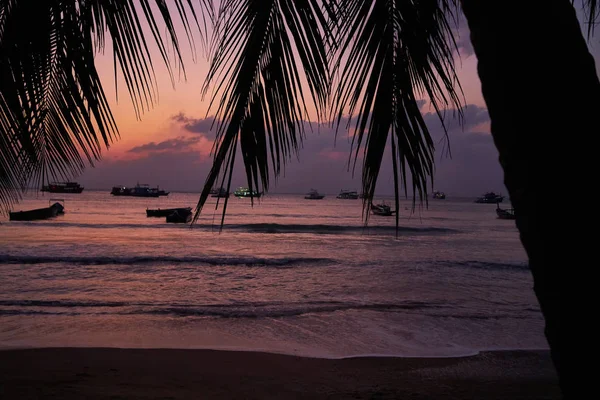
[{"xmin": 77, "ymin": 5, "xmax": 600, "ymax": 197}]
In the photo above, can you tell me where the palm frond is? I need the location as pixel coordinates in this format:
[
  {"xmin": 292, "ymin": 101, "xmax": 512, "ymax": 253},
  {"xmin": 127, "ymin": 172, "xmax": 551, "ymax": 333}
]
[
  {"xmin": 330, "ymin": 0, "xmax": 463, "ymax": 221},
  {"xmin": 0, "ymin": 0, "xmax": 210, "ymax": 212},
  {"xmin": 195, "ymin": 0, "xmax": 331, "ymax": 225},
  {"xmin": 579, "ymin": 0, "xmax": 599, "ymax": 36}
]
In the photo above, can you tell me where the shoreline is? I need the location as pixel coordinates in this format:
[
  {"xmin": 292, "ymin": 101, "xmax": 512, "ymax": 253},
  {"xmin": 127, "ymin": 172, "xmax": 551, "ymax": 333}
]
[{"xmin": 0, "ymin": 347, "xmax": 559, "ymax": 399}]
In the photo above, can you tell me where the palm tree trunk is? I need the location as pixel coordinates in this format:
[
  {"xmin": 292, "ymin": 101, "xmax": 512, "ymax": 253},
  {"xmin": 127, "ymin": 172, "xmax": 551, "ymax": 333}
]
[{"xmin": 461, "ymin": 1, "xmax": 599, "ymax": 397}]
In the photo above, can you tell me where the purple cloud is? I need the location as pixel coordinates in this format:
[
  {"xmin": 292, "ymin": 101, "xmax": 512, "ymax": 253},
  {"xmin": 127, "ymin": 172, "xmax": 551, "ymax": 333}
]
[
  {"xmin": 172, "ymin": 113, "xmax": 216, "ymax": 137},
  {"xmin": 128, "ymin": 136, "xmax": 201, "ymax": 154}
]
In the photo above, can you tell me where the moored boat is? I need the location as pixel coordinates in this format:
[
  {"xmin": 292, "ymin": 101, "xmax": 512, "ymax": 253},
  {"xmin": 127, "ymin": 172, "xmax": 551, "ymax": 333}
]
[
  {"xmin": 41, "ymin": 182, "xmax": 84, "ymax": 194},
  {"xmin": 475, "ymin": 191, "xmax": 504, "ymax": 203},
  {"xmin": 111, "ymin": 183, "xmax": 162, "ymax": 197},
  {"xmin": 146, "ymin": 207, "xmax": 192, "ymax": 217},
  {"xmin": 336, "ymin": 189, "xmax": 359, "ymax": 199},
  {"xmin": 432, "ymin": 190, "xmax": 446, "ymax": 200},
  {"xmin": 496, "ymin": 204, "xmax": 516, "ymax": 220},
  {"xmin": 371, "ymin": 202, "xmax": 395, "ymax": 216},
  {"xmin": 9, "ymin": 200, "xmax": 65, "ymax": 221},
  {"xmin": 305, "ymin": 189, "xmax": 325, "ymax": 200},
  {"xmin": 211, "ymin": 187, "xmax": 229, "ymax": 198},
  {"xmin": 166, "ymin": 208, "xmax": 193, "ymax": 223},
  {"xmin": 234, "ymin": 187, "xmax": 261, "ymax": 198}
]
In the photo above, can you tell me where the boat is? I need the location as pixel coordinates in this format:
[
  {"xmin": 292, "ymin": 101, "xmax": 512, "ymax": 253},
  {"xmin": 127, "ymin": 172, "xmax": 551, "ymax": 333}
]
[
  {"xmin": 371, "ymin": 202, "xmax": 395, "ymax": 216},
  {"xmin": 146, "ymin": 207, "xmax": 192, "ymax": 217},
  {"xmin": 166, "ymin": 208, "xmax": 193, "ymax": 223},
  {"xmin": 496, "ymin": 203, "xmax": 516, "ymax": 220},
  {"xmin": 432, "ymin": 190, "xmax": 446, "ymax": 200},
  {"xmin": 233, "ymin": 187, "xmax": 261, "ymax": 198},
  {"xmin": 9, "ymin": 199, "xmax": 65, "ymax": 221},
  {"xmin": 156, "ymin": 188, "xmax": 170, "ymax": 196},
  {"xmin": 41, "ymin": 181, "xmax": 83, "ymax": 194},
  {"xmin": 110, "ymin": 183, "xmax": 162, "ymax": 197},
  {"xmin": 336, "ymin": 189, "xmax": 359, "ymax": 199},
  {"xmin": 211, "ymin": 187, "xmax": 229, "ymax": 198},
  {"xmin": 475, "ymin": 191, "xmax": 504, "ymax": 203},
  {"xmin": 304, "ymin": 189, "xmax": 325, "ymax": 200}
]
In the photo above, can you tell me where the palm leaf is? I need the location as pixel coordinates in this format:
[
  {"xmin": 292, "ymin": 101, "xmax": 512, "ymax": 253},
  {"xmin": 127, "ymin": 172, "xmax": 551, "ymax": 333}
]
[
  {"xmin": 580, "ymin": 0, "xmax": 599, "ymax": 35},
  {"xmin": 195, "ymin": 0, "xmax": 332, "ymax": 225},
  {"xmin": 0, "ymin": 0, "xmax": 211, "ymax": 212},
  {"xmin": 330, "ymin": 0, "xmax": 463, "ymax": 221}
]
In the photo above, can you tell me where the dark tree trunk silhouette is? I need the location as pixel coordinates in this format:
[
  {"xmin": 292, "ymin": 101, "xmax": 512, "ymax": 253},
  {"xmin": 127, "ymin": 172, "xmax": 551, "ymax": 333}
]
[{"xmin": 462, "ymin": 0, "xmax": 599, "ymax": 397}]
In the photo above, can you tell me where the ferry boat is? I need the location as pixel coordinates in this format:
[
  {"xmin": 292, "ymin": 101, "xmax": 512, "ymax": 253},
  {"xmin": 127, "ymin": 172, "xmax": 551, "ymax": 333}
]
[
  {"xmin": 110, "ymin": 183, "xmax": 164, "ymax": 197},
  {"xmin": 41, "ymin": 182, "xmax": 83, "ymax": 194},
  {"xmin": 233, "ymin": 187, "xmax": 262, "ymax": 198}
]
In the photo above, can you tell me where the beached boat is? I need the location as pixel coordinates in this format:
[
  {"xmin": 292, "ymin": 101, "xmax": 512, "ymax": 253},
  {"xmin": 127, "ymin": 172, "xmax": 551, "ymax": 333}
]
[
  {"xmin": 305, "ymin": 189, "xmax": 325, "ymax": 200},
  {"xmin": 234, "ymin": 187, "xmax": 261, "ymax": 198},
  {"xmin": 496, "ymin": 204, "xmax": 516, "ymax": 220},
  {"xmin": 211, "ymin": 187, "xmax": 229, "ymax": 198},
  {"xmin": 9, "ymin": 200, "xmax": 65, "ymax": 221},
  {"xmin": 166, "ymin": 208, "xmax": 193, "ymax": 223},
  {"xmin": 336, "ymin": 189, "xmax": 359, "ymax": 199},
  {"xmin": 371, "ymin": 202, "xmax": 395, "ymax": 216},
  {"xmin": 432, "ymin": 190, "xmax": 446, "ymax": 200},
  {"xmin": 475, "ymin": 191, "xmax": 504, "ymax": 203},
  {"xmin": 146, "ymin": 207, "xmax": 192, "ymax": 217},
  {"xmin": 41, "ymin": 182, "xmax": 84, "ymax": 194},
  {"xmin": 111, "ymin": 183, "xmax": 162, "ymax": 197}
]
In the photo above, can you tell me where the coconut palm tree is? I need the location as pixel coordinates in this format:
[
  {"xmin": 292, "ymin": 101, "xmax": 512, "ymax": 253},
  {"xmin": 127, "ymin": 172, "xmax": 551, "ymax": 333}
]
[
  {"xmin": 461, "ymin": 2, "xmax": 599, "ymax": 397},
  {"xmin": 1, "ymin": 0, "xmax": 597, "ymax": 396}
]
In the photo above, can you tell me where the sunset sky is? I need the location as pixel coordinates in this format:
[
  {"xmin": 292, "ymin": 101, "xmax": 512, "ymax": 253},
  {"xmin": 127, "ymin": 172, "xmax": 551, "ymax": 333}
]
[{"xmin": 78, "ymin": 8, "xmax": 600, "ymax": 196}]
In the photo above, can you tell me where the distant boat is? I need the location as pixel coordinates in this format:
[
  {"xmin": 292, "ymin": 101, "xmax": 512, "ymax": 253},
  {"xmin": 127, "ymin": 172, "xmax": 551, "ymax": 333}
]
[
  {"xmin": 305, "ymin": 189, "xmax": 325, "ymax": 200},
  {"xmin": 146, "ymin": 207, "xmax": 192, "ymax": 217},
  {"xmin": 9, "ymin": 200, "xmax": 65, "ymax": 221},
  {"xmin": 41, "ymin": 182, "xmax": 84, "ymax": 194},
  {"xmin": 475, "ymin": 191, "xmax": 504, "ymax": 204},
  {"xmin": 234, "ymin": 187, "xmax": 261, "ymax": 198},
  {"xmin": 496, "ymin": 204, "xmax": 516, "ymax": 220},
  {"xmin": 111, "ymin": 183, "xmax": 163, "ymax": 197},
  {"xmin": 432, "ymin": 190, "xmax": 446, "ymax": 200},
  {"xmin": 211, "ymin": 187, "xmax": 229, "ymax": 198},
  {"xmin": 166, "ymin": 208, "xmax": 193, "ymax": 223},
  {"xmin": 336, "ymin": 189, "xmax": 359, "ymax": 199},
  {"xmin": 371, "ymin": 202, "xmax": 395, "ymax": 216}
]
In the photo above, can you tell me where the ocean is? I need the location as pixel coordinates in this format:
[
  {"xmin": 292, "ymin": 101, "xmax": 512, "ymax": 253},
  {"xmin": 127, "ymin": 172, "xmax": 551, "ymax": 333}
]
[{"xmin": 0, "ymin": 191, "xmax": 546, "ymax": 358}]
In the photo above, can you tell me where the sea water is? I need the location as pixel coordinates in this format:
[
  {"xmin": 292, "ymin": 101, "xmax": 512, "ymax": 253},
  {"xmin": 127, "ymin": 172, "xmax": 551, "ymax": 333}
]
[{"xmin": 0, "ymin": 191, "xmax": 546, "ymax": 358}]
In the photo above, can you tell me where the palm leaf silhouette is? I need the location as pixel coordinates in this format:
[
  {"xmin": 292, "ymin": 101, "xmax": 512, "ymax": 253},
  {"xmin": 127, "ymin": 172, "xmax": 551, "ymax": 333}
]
[
  {"xmin": 0, "ymin": 0, "xmax": 211, "ymax": 211},
  {"xmin": 330, "ymin": 0, "xmax": 463, "ymax": 224},
  {"xmin": 195, "ymin": 0, "xmax": 332, "ymax": 225}
]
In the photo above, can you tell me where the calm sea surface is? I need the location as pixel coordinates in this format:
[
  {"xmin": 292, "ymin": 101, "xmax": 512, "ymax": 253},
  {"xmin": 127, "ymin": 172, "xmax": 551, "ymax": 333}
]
[{"xmin": 0, "ymin": 191, "xmax": 546, "ymax": 358}]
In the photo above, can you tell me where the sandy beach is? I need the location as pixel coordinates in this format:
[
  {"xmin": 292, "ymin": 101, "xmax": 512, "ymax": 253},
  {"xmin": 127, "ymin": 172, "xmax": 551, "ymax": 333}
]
[{"xmin": 0, "ymin": 348, "xmax": 559, "ymax": 399}]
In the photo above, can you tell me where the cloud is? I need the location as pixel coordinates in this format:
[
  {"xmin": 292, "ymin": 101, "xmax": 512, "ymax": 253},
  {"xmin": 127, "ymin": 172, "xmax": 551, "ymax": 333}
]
[
  {"xmin": 128, "ymin": 136, "xmax": 202, "ymax": 154},
  {"xmin": 423, "ymin": 104, "xmax": 489, "ymax": 133},
  {"xmin": 454, "ymin": 16, "xmax": 474, "ymax": 58},
  {"xmin": 81, "ymin": 104, "xmax": 504, "ymax": 196},
  {"xmin": 172, "ymin": 113, "xmax": 216, "ymax": 137}
]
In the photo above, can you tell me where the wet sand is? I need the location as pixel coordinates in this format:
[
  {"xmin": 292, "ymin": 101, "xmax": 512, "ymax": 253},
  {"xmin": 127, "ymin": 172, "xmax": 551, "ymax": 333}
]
[{"xmin": 0, "ymin": 348, "xmax": 559, "ymax": 399}]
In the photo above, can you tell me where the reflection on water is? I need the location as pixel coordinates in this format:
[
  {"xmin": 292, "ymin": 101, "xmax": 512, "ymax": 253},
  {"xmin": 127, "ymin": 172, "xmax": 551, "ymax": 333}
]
[{"xmin": 0, "ymin": 191, "xmax": 544, "ymax": 357}]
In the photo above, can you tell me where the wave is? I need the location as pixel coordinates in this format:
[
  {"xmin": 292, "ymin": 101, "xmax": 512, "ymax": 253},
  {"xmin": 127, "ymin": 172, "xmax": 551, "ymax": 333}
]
[
  {"xmin": 0, "ymin": 299, "xmax": 445, "ymax": 318},
  {"xmin": 433, "ymin": 260, "xmax": 529, "ymax": 271},
  {"xmin": 8, "ymin": 221, "xmax": 458, "ymax": 235},
  {"xmin": 214, "ymin": 223, "xmax": 457, "ymax": 235},
  {"xmin": 0, "ymin": 254, "xmax": 335, "ymax": 267},
  {"xmin": 0, "ymin": 299, "xmax": 538, "ymax": 320}
]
